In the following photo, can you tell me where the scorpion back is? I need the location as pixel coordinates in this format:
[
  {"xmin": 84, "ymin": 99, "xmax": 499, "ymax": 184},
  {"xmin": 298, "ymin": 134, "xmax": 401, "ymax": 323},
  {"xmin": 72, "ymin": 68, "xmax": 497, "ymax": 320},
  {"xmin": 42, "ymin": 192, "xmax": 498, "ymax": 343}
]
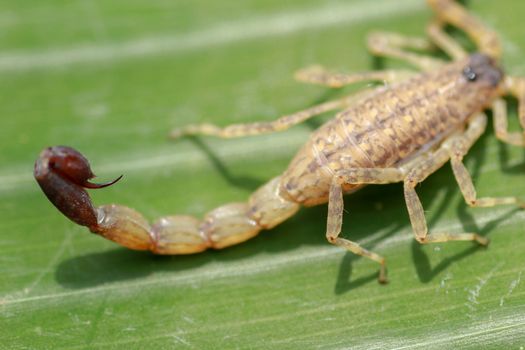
[{"xmin": 281, "ymin": 53, "xmax": 504, "ymax": 206}]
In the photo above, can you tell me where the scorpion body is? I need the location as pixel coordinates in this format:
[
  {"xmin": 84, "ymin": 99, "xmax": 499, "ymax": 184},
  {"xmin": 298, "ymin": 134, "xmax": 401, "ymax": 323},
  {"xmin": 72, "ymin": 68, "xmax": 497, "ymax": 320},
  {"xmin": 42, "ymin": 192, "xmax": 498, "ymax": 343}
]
[
  {"xmin": 281, "ymin": 54, "xmax": 503, "ymax": 206},
  {"xmin": 35, "ymin": 0, "xmax": 525, "ymax": 283}
]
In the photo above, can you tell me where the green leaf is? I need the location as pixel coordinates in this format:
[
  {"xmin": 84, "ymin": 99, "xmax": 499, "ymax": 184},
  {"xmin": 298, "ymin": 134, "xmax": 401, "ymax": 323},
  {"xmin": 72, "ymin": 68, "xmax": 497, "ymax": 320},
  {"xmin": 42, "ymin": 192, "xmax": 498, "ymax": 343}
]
[{"xmin": 2, "ymin": 0, "xmax": 525, "ymax": 348}]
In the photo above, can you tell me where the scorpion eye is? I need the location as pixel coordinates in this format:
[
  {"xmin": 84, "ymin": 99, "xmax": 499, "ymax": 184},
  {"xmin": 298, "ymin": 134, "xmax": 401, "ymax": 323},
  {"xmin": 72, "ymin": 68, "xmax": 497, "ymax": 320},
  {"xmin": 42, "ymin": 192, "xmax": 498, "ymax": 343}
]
[{"xmin": 462, "ymin": 66, "xmax": 477, "ymax": 82}]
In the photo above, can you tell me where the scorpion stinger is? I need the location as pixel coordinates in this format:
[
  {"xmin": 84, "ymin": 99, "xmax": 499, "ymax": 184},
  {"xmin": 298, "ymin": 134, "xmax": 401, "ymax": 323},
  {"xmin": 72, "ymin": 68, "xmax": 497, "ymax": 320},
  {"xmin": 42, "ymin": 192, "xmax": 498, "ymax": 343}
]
[
  {"xmin": 34, "ymin": 146, "xmax": 122, "ymax": 230},
  {"xmin": 35, "ymin": 145, "xmax": 301, "ymax": 254}
]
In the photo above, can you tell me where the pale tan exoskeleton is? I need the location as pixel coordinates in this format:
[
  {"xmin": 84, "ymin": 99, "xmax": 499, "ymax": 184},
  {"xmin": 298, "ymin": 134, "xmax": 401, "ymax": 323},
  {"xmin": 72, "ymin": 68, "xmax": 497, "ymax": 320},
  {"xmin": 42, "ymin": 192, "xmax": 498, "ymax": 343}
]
[{"xmin": 35, "ymin": 0, "xmax": 525, "ymax": 283}]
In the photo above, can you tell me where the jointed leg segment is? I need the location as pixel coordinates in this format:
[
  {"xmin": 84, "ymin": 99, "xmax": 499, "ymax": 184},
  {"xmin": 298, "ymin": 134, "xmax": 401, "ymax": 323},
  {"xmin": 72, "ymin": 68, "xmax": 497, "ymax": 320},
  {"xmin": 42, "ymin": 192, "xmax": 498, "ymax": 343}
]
[
  {"xmin": 451, "ymin": 156, "xmax": 525, "ymax": 209},
  {"xmin": 427, "ymin": 20, "xmax": 467, "ymax": 60},
  {"xmin": 497, "ymin": 76, "xmax": 525, "ymax": 146},
  {"xmin": 294, "ymin": 66, "xmax": 414, "ymax": 88},
  {"xmin": 326, "ymin": 168, "xmax": 406, "ymax": 283},
  {"xmin": 492, "ymin": 98, "xmax": 525, "ymax": 146},
  {"xmin": 401, "ymin": 140, "xmax": 489, "ymax": 246},
  {"xmin": 170, "ymin": 95, "xmax": 352, "ymax": 139},
  {"xmin": 448, "ymin": 113, "xmax": 525, "ymax": 209},
  {"xmin": 366, "ymin": 0, "xmax": 502, "ymax": 71},
  {"xmin": 402, "ymin": 115, "xmax": 488, "ymax": 246},
  {"xmin": 171, "ymin": 65, "xmax": 418, "ymax": 140},
  {"xmin": 427, "ymin": 0, "xmax": 501, "ymax": 60},
  {"xmin": 367, "ymin": 31, "xmax": 443, "ymax": 71}
]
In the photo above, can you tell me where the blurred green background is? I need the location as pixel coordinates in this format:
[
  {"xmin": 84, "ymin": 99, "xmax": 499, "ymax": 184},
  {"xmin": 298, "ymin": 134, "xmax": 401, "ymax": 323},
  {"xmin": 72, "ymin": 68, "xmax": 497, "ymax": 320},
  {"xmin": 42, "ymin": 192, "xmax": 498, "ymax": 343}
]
[{"xmin": 1, "ymin": 0, "xmax": 525, "ymax": 348}]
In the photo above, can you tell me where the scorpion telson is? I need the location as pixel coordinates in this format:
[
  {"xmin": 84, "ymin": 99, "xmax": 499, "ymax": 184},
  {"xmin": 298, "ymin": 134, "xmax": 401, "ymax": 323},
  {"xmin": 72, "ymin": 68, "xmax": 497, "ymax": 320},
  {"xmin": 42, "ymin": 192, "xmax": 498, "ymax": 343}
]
[
  {"xmin": 34, "ymin": 146, "xmax": 122, "ymax": 229},
  {"xmin": 36, "ymin": 0, "xmax": 525, "ymax": 284}
]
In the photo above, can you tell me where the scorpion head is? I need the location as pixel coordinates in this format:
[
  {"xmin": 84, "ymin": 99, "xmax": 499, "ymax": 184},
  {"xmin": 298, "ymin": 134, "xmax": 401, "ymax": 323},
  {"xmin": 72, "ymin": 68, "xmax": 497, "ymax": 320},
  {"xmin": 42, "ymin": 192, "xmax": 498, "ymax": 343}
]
[
  {"xmin": 462, "ymin": 53, "xmax": 503, "ymax": 88},
  {"xmin": 34, "ymin": 146, "xmax": 122, "ymax": 229}
]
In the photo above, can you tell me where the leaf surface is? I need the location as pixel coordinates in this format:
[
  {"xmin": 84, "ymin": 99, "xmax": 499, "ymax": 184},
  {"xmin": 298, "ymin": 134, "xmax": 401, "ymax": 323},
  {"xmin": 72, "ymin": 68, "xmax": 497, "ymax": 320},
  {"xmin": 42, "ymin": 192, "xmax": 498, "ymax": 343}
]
[{"xmin": 1, "ymin": 0, "xmax": 525, "ymax": 348}]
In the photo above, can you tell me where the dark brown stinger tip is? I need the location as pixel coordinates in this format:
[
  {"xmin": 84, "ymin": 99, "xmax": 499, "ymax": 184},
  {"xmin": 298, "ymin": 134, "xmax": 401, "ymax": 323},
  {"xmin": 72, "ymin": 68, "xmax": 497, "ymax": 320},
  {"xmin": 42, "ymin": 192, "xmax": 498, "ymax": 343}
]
[
  {"xmin": 34, "ymin": 146, "xmax": 123, "ymax": 229},
  {"xmin": 82, "ymin": 174, "xmax": 123, "ymax": 189}
]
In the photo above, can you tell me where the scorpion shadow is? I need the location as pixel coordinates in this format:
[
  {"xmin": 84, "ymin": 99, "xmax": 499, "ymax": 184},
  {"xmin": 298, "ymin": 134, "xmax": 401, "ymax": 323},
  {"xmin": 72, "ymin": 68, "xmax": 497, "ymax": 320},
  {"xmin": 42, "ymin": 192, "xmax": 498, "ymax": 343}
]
[
  {"xmin": 55, "ymin": 205, "xmax": 329, "ymax": 289},
  {"xmin": 186, "ymin": 136, "xmax": 265, "ymax": 190},
  {"xmin": 56, "ymin": 185, "xmax": 406, "ymax": 291}
]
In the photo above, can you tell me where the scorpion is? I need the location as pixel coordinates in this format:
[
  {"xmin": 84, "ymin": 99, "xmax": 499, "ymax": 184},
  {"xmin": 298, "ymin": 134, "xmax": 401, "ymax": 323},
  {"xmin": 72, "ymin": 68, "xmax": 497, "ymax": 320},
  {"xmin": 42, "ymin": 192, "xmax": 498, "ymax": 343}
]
[{"xmin": 34, "ymin": 0, "xmax": 525, "ymax": 283}]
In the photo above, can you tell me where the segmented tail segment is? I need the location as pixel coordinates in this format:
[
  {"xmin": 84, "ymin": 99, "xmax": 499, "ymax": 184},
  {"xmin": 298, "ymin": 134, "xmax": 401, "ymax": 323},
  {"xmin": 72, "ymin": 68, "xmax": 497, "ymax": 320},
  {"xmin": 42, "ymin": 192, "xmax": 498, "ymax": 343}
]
[
  {"xmin": 427, "ymin": 0, "xmax": 502, "ymax": 60},
  {"xmin": 34, "ymin": 146, "xmax": 299, "ymax": 254},
  {"xmin": 96, "ymin": 176, "xmax": 299, "ymax": 254}
]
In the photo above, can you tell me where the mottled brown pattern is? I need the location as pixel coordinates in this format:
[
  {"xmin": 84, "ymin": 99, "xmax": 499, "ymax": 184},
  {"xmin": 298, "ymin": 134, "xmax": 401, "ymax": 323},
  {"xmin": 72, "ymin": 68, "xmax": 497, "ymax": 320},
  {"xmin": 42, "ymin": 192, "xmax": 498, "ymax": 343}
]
[{"xmin": 280, "ymin": 55, "xmax": 503, "ymax": 205}]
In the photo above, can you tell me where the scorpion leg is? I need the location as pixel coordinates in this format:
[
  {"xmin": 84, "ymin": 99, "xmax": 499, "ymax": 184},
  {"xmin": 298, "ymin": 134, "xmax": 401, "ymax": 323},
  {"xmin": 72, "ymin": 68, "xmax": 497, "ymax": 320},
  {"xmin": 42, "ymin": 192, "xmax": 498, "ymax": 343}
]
[
  {"xmin": 327, "ymin": 168, "xmax": 406, "ymax": 283},
  {"xmin": 170, "ymin": 95, "xmax": 352, "ymax": 139},
  {"xmin": 367, "ymin": 31, "xmax": 443, "ymax": 71},
  {"xmin": 294, "ymin": 66, "xmax": 414, "ymax": 88},
  {"xmin": 403, "ymin": 114, "xmax": 491, "ymax": 246},
  {"xmin": 507, "ymin": 77, "xmax": 525, "ymax": 130},
  {"xmin": 449, "ymin": 113, "xmax": 525, "ymax": 208},
  {"xmin": 427, "ymin": 20, "xmax": 467, "ymax": 60},
  {"xmin": 492, "ymin": 98, "xmax": 525, "ymax": 147},
  {"xmin": 500, "ymin": 76, "xmax": 525, "ymax": 144},
  {"xmin": 427, "ymin": 0, "xmax": 501, "ymax": 60},
  {"xmin": 325, "ymin": 112, "xmax": 508, "ymax": 281},
  {"xmin": 325, "ymin": 115, "xmax": 499, "ymax": 283}
]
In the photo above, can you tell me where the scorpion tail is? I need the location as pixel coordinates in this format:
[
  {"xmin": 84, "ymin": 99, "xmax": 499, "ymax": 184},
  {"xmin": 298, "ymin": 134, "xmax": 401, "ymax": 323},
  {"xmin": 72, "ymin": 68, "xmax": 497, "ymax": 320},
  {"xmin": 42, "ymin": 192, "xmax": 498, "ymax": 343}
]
[{"xmin": 34, "ymin": 146, "xmax": 300, "ymax": 254}]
